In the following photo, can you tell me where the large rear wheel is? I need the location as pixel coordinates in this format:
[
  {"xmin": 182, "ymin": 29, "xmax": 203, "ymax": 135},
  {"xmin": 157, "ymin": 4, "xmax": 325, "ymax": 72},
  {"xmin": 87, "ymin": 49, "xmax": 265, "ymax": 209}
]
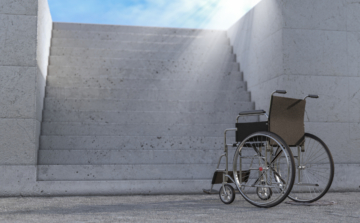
[
  {"xmin": 233, "ymin": 131, "xmax": 295, "ymax": 208},
  {"xmin": 287, "ymin": 133, "xmax": 334, "ymax": 203}
]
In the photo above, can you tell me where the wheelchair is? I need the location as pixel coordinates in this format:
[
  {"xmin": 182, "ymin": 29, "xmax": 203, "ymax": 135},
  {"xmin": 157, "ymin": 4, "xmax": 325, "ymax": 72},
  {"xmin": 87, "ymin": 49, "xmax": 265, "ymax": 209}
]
[{"xmin": 203, "ymin": 90, "xmax": 334, "ymax": 208}]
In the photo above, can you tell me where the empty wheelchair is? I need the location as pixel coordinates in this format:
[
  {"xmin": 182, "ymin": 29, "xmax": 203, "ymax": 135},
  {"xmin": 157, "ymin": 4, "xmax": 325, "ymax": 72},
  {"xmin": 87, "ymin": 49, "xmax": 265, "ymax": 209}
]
[{"xmin": 203, "ymin": 90, "xmax": 334, "ymax": 208}]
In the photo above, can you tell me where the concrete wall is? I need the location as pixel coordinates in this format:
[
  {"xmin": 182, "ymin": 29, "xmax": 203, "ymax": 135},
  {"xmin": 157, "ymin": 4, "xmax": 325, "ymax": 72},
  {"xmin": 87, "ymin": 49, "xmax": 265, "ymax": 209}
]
[
  {"xmin": 0, "ymin": 0, "xmax": 358, "ymax": 195},
  {"xmin": 228, "ymin": 0, "xmax": 360, "ymax": 191},
  {"xmin": 0, "ymin": 0, "xmax": 52, "ymax": 195}
]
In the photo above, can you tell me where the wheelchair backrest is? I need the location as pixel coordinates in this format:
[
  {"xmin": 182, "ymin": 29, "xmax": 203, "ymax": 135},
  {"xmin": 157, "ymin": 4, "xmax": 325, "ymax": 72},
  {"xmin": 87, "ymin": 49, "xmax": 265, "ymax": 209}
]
[{"xmin": 269, "ymin": 96, "xmax": 306, "ymax": 146}]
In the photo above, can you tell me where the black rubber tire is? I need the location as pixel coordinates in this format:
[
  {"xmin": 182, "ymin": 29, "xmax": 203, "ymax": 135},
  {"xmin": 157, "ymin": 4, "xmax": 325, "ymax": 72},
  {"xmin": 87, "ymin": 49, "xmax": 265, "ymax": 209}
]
[
  {"xmin": 288, "ymin": 133, "xmax": 334, "ymax": 203},
  {"xmin": 219, "ymin": 184, "xmax": 235, "ymax": 204}
]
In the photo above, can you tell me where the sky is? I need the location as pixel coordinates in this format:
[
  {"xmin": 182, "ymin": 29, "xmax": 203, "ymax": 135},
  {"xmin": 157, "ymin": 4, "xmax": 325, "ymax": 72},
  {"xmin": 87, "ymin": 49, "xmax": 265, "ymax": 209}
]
[{"xmin": 48, "ymin": 0, "xmax": 262, "ymax": 30}]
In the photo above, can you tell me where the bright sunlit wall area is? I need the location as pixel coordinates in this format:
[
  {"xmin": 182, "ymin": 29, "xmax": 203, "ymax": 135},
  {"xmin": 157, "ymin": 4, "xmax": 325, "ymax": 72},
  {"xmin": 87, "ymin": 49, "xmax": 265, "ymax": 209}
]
[{"xmin": 48, "ymin": 0, "xmax": 261, "ymax": 30}]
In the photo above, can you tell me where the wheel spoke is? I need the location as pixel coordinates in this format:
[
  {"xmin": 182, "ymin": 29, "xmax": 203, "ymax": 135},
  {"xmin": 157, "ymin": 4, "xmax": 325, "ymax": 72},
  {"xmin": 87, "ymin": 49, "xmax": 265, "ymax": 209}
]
[{"xmin": 232, "ymin": 132, "xmax": 295, "ymax": 207}]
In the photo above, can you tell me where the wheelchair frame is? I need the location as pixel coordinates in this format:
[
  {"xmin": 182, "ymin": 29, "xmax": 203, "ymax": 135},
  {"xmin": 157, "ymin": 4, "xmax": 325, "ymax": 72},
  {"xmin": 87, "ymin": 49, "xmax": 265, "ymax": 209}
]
[{"xmin": 203, "ymin": 90, "xmax": 334, "ymax": 208}]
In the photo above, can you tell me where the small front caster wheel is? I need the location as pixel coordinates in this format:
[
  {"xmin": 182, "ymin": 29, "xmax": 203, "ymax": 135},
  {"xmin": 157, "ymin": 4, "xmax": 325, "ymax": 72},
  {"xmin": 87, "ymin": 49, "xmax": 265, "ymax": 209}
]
[
  {"xmin": 256, "ymin": 185, "xmax": 273, "ymax": 200},
  {"xmin": 219, "ymin": 184, "xmax": 235, "ymax": 204}
]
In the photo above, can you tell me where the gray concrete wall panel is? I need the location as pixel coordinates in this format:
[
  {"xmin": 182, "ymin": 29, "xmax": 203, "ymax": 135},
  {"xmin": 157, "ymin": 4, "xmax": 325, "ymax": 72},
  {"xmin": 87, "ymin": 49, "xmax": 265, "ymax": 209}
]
[
  {"xmin": 347, "ymin": 32, "xmax": 360, "ymax": 77},
  {"xmin": 0, "ymin": 0, "xmax": 51, "ymax": 190},
  {"xmin": 0, "ymin": 66, "xmax": 36, "ymax": 118},
  {"xmin": 349, "ymin": 77, "xmax": 360, "ymax": 122},
  {"xmin": 306, "ymin": 122, "xmax": 351, "ymax": 164},
  {"xmin": 0, "ymin": 0, "xmax": 38, "ymax": 15},
  {"xmin": 0, "ymin": 119, "xmax": 39, "ymax": 165},
  {"xmin": 0, "ymin": 14, "xmax": 37, "ymax": 66},
  {"xmin": 346, "ymin": 0, "xmax": 360, "ymax": 32},
  {"xmin": 282, "ymin": 0, "xmax": 347, "ymax": 30},
  {"xmin": 283, "ymin": 29, "xmax": 347, "ymax": 76},
  {"xmin": 246, "ymin": 29, "xmax": 283, "ymax": 88}
]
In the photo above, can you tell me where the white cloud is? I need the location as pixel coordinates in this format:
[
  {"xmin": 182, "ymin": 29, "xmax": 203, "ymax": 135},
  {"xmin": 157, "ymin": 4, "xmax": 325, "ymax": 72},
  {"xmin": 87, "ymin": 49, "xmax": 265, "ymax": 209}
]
[{"xmin": 104, "ymin": 0, "xmax": 262, "ymax": 30}]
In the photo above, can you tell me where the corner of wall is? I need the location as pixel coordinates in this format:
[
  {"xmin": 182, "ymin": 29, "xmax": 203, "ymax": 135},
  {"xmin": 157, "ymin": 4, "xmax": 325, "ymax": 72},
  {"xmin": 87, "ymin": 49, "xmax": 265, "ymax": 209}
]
[
  {"xmin": 36, "ymin": 0, "xmax": 52, "ymax": 120},
  {"xmin": 226, "ymin": 0, "xmax": 285, "ymax": 112},
  {"xmin": 35, "ymin": 0, "xmax": 52, "ymax": 163}
]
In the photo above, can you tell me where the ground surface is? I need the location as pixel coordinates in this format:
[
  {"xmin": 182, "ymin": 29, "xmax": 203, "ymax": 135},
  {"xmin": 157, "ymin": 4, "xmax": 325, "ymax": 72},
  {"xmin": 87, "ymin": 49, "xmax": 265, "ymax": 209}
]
[{"xmin": 0, "ymin": 192, "xmax": 359, "ymax": 222}]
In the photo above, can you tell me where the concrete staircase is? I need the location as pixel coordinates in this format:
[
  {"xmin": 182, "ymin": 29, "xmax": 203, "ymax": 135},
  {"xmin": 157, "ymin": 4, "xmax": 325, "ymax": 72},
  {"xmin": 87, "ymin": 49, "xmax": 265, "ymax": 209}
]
[{"xmin": 37, "ymin": 22, "xmax": 255, "ymax": 194}]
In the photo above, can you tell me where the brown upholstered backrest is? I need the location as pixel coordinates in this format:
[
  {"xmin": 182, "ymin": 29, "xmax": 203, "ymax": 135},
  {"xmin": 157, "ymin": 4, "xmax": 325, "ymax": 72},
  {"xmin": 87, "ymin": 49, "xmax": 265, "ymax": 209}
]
[{"xmin": 269, "ymin": 96, "xmax": 306, "ymax": 146}]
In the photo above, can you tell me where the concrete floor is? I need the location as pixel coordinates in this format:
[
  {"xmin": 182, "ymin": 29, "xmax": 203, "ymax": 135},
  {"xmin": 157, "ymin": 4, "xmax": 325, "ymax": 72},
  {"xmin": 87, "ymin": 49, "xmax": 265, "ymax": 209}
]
[{"xmin": 0, "ymin": 192, "xmax": 359, "ymax": 223}]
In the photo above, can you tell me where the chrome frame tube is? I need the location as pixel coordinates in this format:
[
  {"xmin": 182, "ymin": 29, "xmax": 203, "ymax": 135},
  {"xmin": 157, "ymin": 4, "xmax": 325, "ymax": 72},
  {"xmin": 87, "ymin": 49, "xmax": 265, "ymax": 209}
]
[
  {"xmin": 297, "ymin": 146, "xmax": 301, "ymax": 183},
  {"xmin": 216, "ymin": 154, "xmax": 226, "ymax": 170},
  {"xmin": 239, "ymin": 149, "xmax": 242, "ymax": 184},
  {"xmin": 224, "ymin": 175, "xmax": 235, "ymax": 184},
  {"xmin": 223, "ymin": 128, "xmax": 237, "ymax": 187}
]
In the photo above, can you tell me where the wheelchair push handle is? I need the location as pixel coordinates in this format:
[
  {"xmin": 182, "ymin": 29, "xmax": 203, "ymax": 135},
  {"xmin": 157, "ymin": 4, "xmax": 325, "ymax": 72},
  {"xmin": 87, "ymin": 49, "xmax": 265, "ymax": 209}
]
[
  {"xmin": 271, "ymin": 90, "xmax": 287, "ymax": 97},
  {"xmin": 304, "ymin": 94, "xmax": 319, "ymax": 100},
  {"xmin": 275, "ymin": 90, "xmax": 287, "ymax": 94}
]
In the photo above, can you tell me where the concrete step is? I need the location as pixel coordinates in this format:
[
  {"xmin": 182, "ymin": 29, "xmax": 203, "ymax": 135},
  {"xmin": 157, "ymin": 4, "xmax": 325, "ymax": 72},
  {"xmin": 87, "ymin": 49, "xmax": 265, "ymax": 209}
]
[
  {"xmin": 46, "ymin": 76, "xmax": 245, "ymax": 90},
  {"xmin": 41, "ymin": 122, "xmax": 241, "ymax": 137},
  {"xmin": 43, "ymin": 99, "xmax": 253, "ymax": 112},
  {"xmin": 52, "ymin": 35, "xmax": 228, "ymax": 46},
  {"xmin": 30, "ymin": 179, "xmax": 214, "ymax": 195},
  {"xmin": 52, "ymin": 30, "xmax": 229, "ymax": 43},
  {"xmin": 37, "ymin": 22, "xmax": 254, "ymax": 189},
  {"xmin": 49, "ymin": 56, "xmax": 239, "ymax": 72},
  {"xmin": 37, "ymin": 164, "xmax": 218, "ymax": 181},
  {"xmin": 40, "ymin": 135, "xmax": 237, "ymax": 150},
  {"xmin": 45, "ymin": 87, "xmax": 250, "ymax": 101},
  {"xmin": 51, "ymin": 38, "xmax": 232, "ymax": 51},
  {"xmin": 37, "ymin": 149, "xmax": 235, "ymax": 165},
  {"xmin": 48, "ymin": 66, "xmax": 242, "ymax": 81},
  {"xmin": 42, "ymin": 110, "xmax": 257, "ymax": 124},
  {"xmin": 50, "ymin": 47, "xmax": 235, "ymax": 63},
  {"xmin": 53, "ymin": 22, "xmax": 226, "ymax": 36}
]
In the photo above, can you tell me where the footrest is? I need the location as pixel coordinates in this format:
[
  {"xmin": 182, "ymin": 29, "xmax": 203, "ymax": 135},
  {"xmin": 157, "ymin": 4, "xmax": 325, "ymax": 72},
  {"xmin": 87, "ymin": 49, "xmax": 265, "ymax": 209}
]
[{"xmin": 202, "ymin": 189, "xmax": 219, "ymax": 194}]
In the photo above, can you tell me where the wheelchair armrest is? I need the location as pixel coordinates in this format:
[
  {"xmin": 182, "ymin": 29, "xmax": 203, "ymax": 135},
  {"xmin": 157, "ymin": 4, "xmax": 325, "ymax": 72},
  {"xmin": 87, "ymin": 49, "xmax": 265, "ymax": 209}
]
[{"xmin": 239, "ymin": 110, "xmax": 266, "ymax": 116}]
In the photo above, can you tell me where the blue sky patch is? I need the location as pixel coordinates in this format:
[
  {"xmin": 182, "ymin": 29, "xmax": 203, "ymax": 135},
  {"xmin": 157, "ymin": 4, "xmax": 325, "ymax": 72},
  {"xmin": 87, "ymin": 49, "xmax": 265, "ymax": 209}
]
[{"xmin": 48, "ymin": 0, "xmax": 261, "ymax": 30}]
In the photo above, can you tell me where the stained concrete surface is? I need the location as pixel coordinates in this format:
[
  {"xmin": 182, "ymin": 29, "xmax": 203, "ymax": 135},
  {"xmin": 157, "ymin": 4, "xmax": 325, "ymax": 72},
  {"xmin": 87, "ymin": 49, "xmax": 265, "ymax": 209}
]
[{"xmin": 0, "ymin": 192, "xmax": 359, "ymax": 222}]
